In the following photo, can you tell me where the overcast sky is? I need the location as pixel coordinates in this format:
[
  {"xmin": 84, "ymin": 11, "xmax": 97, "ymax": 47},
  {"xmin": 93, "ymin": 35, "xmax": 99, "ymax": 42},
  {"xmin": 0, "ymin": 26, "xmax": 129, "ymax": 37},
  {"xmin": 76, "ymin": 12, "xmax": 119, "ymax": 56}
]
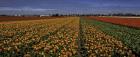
[{"xmin": 0, "ymin": 0, "xmax": 140, "ymax": 15}]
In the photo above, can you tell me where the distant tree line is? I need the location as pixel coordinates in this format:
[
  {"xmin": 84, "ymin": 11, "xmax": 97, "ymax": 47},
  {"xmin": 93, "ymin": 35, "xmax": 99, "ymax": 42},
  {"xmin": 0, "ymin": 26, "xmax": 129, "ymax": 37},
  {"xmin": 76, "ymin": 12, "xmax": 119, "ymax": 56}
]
[{"xmin": 0, "ymin": 13, "xmax": 140, "ymax": 17}]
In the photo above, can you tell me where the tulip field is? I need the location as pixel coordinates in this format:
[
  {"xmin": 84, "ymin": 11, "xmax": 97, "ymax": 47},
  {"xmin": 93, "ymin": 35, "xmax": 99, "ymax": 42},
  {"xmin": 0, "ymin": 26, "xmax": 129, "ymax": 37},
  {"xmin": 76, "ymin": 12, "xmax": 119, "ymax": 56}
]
[{"xmin": 0, "ymin": 16, "xmax": 139, "ymax": 57}]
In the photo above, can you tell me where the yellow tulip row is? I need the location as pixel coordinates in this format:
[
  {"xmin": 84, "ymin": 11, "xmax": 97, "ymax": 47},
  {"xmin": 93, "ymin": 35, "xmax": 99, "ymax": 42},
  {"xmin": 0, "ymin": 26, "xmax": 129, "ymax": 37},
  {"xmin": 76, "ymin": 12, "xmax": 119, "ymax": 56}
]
[
  {"xmin": 81, "ymin": 22, "xmax": 136, "ymax": 57},
  {"xmin": 0, "ymin": 18, "xmax": 68, "ymax": 48}
]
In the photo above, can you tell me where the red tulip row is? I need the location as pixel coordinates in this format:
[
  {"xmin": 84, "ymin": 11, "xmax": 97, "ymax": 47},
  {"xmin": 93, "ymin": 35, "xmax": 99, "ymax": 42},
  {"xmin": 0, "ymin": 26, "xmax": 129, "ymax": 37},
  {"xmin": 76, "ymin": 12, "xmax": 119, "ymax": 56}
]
[{"xmin": 88, "ymin": 16, "xmax": 140, "ymax": 28}]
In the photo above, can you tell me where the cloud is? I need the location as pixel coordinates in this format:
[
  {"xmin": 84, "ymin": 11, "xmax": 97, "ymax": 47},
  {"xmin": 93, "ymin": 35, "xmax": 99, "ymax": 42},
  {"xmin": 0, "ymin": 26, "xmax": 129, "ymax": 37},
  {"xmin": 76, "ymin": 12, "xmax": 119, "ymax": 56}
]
[{"xmin": 0, "ymin": 7, "xmax": 56, "ymax": 11}]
